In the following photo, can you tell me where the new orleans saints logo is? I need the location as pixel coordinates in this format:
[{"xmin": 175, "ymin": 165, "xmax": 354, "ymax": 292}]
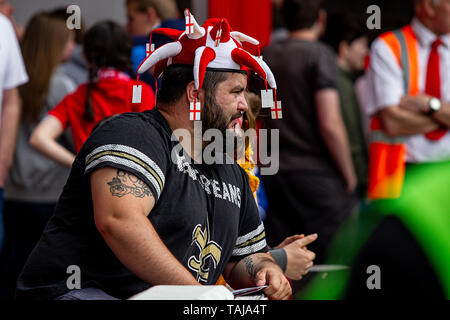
[{"xmin": 188, "ymin": 224, "xmax": 222, "ymax": 283}]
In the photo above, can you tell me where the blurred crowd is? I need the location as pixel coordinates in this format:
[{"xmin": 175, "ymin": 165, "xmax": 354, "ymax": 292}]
[{"xmin": 0, "ymin": 0, "xmax": 449, "ymax": 300}]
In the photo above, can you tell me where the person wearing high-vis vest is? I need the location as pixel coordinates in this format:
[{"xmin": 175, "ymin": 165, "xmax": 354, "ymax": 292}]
[{"xmin": 365, "ymin": 0, "xmax": 450, "ymax": 200}]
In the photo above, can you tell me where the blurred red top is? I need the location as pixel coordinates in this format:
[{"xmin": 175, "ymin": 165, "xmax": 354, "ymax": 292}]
[
  {"xmin": 209, "ymin": 0, "xmax": 273, "ymax": 50},
  {"xmin": 49, "ymin": 70, "xmax": 155, "ymax": 153}
]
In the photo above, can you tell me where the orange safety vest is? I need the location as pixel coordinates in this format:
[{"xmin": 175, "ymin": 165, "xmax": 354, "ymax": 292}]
[{"xmin": 367, "ymin": 25, "xmax": 419, "ymax": 200}]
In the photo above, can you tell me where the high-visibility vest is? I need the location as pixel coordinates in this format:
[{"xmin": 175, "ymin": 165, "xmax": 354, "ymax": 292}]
[{"xmin": 367, "ymin": 25, "xmax": 419, "ymax": 200}]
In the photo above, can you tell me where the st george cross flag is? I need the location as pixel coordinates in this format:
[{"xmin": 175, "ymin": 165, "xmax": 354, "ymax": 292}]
[
  {"xmin": 190, "ymin": 101, "xmax": 201, "ymax": 121},
  {"xmin": 186, "ymin": 14, "xmax": 194, "ymax": 34},
  {"xmin": 271, "ymin": 101, "xmax": 282, "ymax": 119}
]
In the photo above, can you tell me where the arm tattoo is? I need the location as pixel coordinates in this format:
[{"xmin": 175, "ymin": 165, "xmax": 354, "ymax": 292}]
[
  {"xmin": 107, "ymin": 169, "xmax": 152, "ymax": 198},
  {"xmin": 243, "ymin": 256, "xmax": 257, "ymax": 281}
]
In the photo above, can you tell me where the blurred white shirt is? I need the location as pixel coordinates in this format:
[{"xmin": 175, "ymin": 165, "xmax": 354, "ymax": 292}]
[
  {"xmin": 365, "ymin": 18, "xmax": 450, "ymax": 163},
  {"xmin": 0, "ymin": 13, "xmax": 28, "ymax": 121}
]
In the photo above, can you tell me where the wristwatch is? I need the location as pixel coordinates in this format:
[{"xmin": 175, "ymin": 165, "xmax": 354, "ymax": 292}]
[{"xmin": 427, "ymin": 97, "xmax": 441, "ymax": 116}]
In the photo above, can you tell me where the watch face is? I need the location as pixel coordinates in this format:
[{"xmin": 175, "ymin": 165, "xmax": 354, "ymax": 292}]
[{"xmin": 430, "ymin": 98, "xmax": 441, "ymax": 111}]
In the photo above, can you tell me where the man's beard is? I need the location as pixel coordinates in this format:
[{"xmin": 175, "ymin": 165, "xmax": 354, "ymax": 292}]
[
  {"xmin": 201, "ymin": 93, "xmax": 229, "ymax": 134},
  {"xmin": 200, "ymin": 92, "xmax": 244, "ymax": 154}
]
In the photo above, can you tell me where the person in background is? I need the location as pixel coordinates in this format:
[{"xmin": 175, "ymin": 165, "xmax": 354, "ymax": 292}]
[
  {"xmin": 125, "ymin": 0, "xmax": 184, "ymax": 89},
  {"xmin": 0, "ymin": 12, "xmax": 28, "ymax": 256},
  {"xmin": 324, "ymin": 14, "xmax": 370, "ymax": 199},
  {"xmin": 365, "ymin": 0, "xmax": 450, "ymax": 202},
  {"xmin": 0, "ymin": 11, "xmax": 75, "ymax": 300},
  {"xmin": 317, "ymin": 0, "xmax": 450, "ymax": 300},
  {"xmin": 237, "ymin": 92, "xmax": 317, "ymax": 281},
  {"xmin": 49, "ymin": 7, "xmax": 88, "ymax": 88},
  {"xmin": 30, "ymin": 21, "xmax": 155, "ymax": 167},
  {"xmin": 260, "ymin": 0, "xmax": 358, "ymax": 294}
]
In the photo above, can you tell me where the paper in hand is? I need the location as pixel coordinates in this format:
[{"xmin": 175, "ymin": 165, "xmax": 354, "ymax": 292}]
[{"xmin": 232, "ymin": 285, "xmax": 268, "ymax": 297}]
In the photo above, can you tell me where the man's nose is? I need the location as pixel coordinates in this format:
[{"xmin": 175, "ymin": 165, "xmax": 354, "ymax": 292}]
[{"xmin": 238, "ymin": 94, "xmax": 249, "ymax": 112}]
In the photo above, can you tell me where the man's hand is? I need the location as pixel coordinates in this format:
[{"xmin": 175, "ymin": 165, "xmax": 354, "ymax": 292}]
[
  {"xmin": 399, "ymin": 94, "xmax": 450, "ymax": 128},
  {"xmin": 277, "ymin": 234, "xmax": 317, "ymax": 280},
  {"xmin": 379, "ymin": 105, "xmax": 440, "ymax": 136},
  {"xmin": 344, "ymin": 171, "xmax": 358, "ymax": 194},
  {"xmin": 276, "ymin": 234, "xmax": 305, "ymax": 248},
  {"xmin": 252, "ymin": 258, "xmax": 292, "ymax": 300},
  {"xmin": 224, "ymin": 252, "xmax": 292, "ymax": 300},
  {"xmin": 399, "ymin": 94, "xmax": 432, "ymax": 114}
]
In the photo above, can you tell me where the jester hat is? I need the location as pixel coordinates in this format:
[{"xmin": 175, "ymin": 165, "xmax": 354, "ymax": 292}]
[{"xmin": 135, "ymin": 9, "xmax": 277, "ymax": 97}]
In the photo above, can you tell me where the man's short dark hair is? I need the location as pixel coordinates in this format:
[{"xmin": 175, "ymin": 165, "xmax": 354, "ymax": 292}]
[
  {"xmin": 282, "ymin": 0, "xmax": 323, "ymax": 31},
  {"xmin": 323, "ymin": 13, "xmax": 368, "ymax": 53},
  {"xmin": 157, "ymin": 64, "xmax": 230, "ymax": 107}
]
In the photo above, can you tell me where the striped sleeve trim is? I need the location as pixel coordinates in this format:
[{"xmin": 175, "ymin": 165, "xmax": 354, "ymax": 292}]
[
  {"xmin": 85, "ymin": 144, "xmax": 165, "ymax": 199},
  {"xmin": 232, "ymin": 222, "xmax": 267, "ymax": 257},
  {"xmin": 232, "ymin": 238, "xmax": 267, "ymax": 257}
]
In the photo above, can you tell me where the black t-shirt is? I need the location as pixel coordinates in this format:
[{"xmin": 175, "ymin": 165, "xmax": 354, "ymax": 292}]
[
  {"xmin": 261, "ymin": 39, "xmax": 339, "ymax": 173},
  {"xmin": 16, "ymin": 109, "xmax": 267, "ymax": 300}
]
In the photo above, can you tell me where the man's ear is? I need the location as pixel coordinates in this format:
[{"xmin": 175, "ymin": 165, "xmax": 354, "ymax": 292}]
[
  {"xmin": 423, "ymin": 0, "xmax": 438, "ymax": 17},
  {"xmin": 338, "ymin": 41, "xmax": 349, "ymax": 57},
  {"xmin": 186, "ymin": 81, "xmax": 198, "ymax": 103},
  {"xmin": 146, "ymin": 7, "xmax": 158, "ymax": 23}
]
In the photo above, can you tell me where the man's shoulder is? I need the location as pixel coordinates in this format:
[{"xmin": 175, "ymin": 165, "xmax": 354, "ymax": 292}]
[
  {"xmin": 79, "ymin": 110, "xmax": 171, "ymax": 201},
  {"xmin": 81, "ymin": 110, "xmax": 171, "ymax": 155},
  {"xmin": 97, "ymin": 109, "xmax": 164, "ymax": 131},
  {"xmin": 316, "ymin": 40, "xmax": 336, "ymax": 54},
  {"xmin": 0, "ymin": 14, "xmax": 15, "ymax": 48},
  {"xmin": 369, "ymin": 35, "xmax": 401, "ymax": 65},
  {"xmin": 371, "ymin": 23, "xmax": 414, "ymax": 53},
  {"xmin": 0, "ymin": 13, "xmax": 12, "ymax": 31}
]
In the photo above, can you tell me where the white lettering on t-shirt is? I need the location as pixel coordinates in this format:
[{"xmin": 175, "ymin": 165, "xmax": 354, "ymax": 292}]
[
  {"xmin": 236, "ymin": 188, "xmax": 241, "ymax": 208},
  {"xmin": 199, "ymin": 174, "xmax": 211, "ymax": 194},
  {"xmin": 222, "ymin": 182, "xmax": 231, "ymax": 202},
  {"xmin": 211, "ymin": 180, "xmax": 222, "ymax": 199},
  {"xmin": 228, "ymin": 184, "xmax": 237, "ymax": 207},
  {"xmin": 175, "ymin": 153, "xmax": 241, "ymax": 207}
]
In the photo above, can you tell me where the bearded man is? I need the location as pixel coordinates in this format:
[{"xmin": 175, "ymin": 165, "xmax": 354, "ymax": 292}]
[{"xmin": 15, "ymin": 13, "xmax": 291, "ymax": 301}]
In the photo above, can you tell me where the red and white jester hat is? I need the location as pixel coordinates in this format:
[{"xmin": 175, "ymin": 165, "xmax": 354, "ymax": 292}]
[{"xmin": 132, "ymin": 9, "xmax": 282, "ymax": 120}]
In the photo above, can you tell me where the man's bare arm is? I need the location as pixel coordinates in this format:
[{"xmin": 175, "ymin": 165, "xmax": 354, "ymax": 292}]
[
  {"xmin": 91, "ymin": 167, "xmax": 199, "ymax": 286},
  {"xmin": 30, "ymin": 116, "xmax": 75, "ymax": 168},
  {"xmin": 0, "ymin": 88, "xmax": 21, "ymax": 187},
  {"xmin": 433, "ymin": 102, "xmax": 450, "ymax": 127},
  {"xmin": 396, "ymin": 94, "xmax": 450, "ymax": 128},
  {"xmin": 315, "ymin": 89, "xmax": 357, "ymax": 192},
  {"xmin": 379, "ymin": 105, "xmax": 440, "ymax": 137}
]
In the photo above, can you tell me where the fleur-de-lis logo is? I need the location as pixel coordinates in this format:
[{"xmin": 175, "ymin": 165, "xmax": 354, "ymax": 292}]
[{"xmin": 188, "ymin": 224, "xmax": 222, "ymax": 283}]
